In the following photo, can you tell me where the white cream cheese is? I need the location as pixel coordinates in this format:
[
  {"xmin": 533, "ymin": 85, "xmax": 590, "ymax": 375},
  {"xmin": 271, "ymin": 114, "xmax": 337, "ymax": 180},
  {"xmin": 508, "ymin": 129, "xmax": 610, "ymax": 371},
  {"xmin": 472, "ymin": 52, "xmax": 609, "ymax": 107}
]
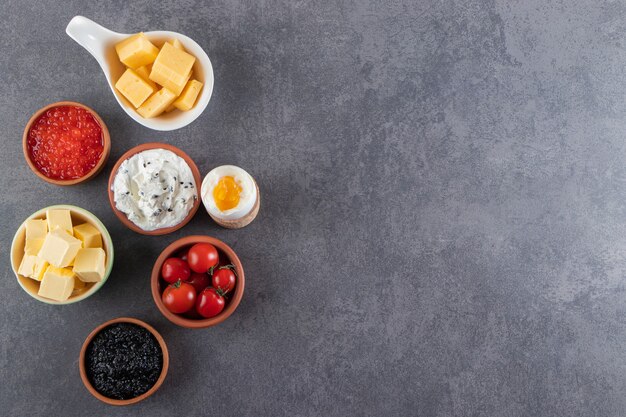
[{"xmin": 112, "ymin": 149, "xmax": 197, "ymax": 231}]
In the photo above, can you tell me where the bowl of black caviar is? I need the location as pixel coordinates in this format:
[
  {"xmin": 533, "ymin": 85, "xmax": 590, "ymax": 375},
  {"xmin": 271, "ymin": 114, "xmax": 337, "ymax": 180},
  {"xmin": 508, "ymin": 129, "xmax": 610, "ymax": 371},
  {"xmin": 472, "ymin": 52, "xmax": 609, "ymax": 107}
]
[{"xmin": 79, "ymin": 317, "xmax": 169, "ymax": 405}]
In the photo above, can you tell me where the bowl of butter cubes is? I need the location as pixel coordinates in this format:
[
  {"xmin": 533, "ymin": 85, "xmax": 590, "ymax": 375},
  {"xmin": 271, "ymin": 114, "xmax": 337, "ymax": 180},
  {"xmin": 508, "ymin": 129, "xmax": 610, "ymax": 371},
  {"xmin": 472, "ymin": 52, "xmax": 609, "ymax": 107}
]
[{"xmin": 10, "ymin": 205, "xmax": 114, "ymax": 304}]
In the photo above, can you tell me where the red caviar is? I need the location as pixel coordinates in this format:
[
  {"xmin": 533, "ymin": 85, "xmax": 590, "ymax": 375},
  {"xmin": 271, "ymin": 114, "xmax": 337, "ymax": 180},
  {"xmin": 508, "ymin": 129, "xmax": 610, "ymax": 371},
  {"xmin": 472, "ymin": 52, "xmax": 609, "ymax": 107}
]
[{"xmin": 27, "ymin": 106, "xmax": 104, "ymax": 180}]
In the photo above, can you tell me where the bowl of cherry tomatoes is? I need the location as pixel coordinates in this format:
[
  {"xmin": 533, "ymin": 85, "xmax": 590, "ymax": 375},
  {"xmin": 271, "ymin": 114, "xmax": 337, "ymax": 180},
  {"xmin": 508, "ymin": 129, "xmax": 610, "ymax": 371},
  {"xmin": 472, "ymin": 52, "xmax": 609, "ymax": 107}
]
[{"xmin": 151, "ymin": 235, "xmax": 244, "ymax": 328}]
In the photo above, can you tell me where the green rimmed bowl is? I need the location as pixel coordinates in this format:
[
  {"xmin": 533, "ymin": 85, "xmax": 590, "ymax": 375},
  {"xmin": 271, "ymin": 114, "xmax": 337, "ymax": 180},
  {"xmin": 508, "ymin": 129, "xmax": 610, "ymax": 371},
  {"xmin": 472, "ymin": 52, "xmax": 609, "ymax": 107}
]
[{"xmin": 10, "ymin": 204, "xmax": 114, "ymax": 304}]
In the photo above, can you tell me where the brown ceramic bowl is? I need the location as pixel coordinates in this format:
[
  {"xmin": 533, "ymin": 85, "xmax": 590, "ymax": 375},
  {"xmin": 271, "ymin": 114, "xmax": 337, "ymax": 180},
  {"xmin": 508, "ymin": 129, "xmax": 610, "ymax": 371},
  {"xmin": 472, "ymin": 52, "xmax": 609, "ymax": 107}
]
[
  {"xmin": 107, "ymin": 143, "xmax": 201, "ymax": 235},
  {"xmin": 79, "ymin": 317, "xmax": 169, "ymax": 406},
  {"xmin": 23, "ymin": 101, "xmax": 111, "ymax": 185},
  {"xmin": 151, "ymin": 235, "xmax": 245, "ymax": 328}
]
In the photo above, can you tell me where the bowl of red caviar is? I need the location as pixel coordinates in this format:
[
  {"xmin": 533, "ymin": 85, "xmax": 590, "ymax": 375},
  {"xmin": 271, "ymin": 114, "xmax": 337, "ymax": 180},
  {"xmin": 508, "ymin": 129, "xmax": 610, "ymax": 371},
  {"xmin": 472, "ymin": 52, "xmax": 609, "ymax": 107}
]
[{"xmin": 23, "ymin": 101, "xmax": 111, "ymax": 185}]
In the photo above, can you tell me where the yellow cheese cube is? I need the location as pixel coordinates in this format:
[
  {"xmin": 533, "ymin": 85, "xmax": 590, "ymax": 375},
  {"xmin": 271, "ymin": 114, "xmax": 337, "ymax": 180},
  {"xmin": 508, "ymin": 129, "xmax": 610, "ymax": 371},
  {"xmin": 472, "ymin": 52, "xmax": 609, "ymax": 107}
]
[
  {"xmin": 134, "ymin": 65, "xmax": 157, "ymax": 89},
  {"xmin": 172, "ymin": 72, "xmax": 191, "ymax": 96},
  {"xmin": 46, "ymin": 209, "xmax": 72, "ymax": 234},
  {"xmin": 73, "ymin": 248, "xmax": 106, "ymax": 283},
  {"xmin": 168, "ymin": 38, "xmax": 185, "ymax": 51},
  {"xmin": 38, "ymin": 229, "xmax": 82, "ymax": 268},
  {"xmin": 18, "ymin": 254, "xmax": 38, "ymax": 277},
  {"xmin": 115, "ymin": 33, "xmax": 159, "ymax": 69},
  {"xmin": 161, "ymin": 68, "xmax": 192, "ymax": 97},
  {"xmin": 38, "ymin": 266, "xmax": 75, "ymax": 302},
  {"xmin": 137, "ymin": 88, "xmax": 177, "ymax": 118},
  {"xmin": 115, "ymin": 68, "xmax": 156, "ymax": 108},
  {"xmin": 173, "ymin": 80, "xmax": 203, "ymax": 111},
  {"xmin": 25, "ymin": 237, "xmax": 44, "ymax": 256},
  {"xmin": 149, "ymin": 43, "xmax": 195, "ymax": 95},
  {"xmin": 73, "ymin": 223, "xmax": 102, "ymax": 248},
  {"xmin": 165, "ymin": 104, "xmax": 177, "ymax": 113},
  {"xmin": 31, "ymin": 257, "xmax": 49, "ymax": 281},
  {"xmin": 25, "ymin": 219, "xmax": 47, "ymax": 241}
]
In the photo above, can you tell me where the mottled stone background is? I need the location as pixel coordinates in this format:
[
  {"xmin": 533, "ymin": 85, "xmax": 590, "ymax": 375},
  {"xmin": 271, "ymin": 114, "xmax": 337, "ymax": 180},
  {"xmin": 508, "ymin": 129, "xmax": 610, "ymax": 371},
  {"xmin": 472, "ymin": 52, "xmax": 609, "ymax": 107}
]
[{"xmin": 1, "ymin": 1, "xmax": 625, "ymax": 416}]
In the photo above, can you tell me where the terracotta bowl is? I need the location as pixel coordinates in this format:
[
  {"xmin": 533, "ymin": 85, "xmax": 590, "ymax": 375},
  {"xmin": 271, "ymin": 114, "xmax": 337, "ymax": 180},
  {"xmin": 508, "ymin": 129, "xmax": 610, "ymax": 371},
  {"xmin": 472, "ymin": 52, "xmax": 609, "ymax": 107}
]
[
  {"xmin": 10, "ymin": 204, "xmax": 114, "ymax": 305},
  {"xmin": 22, "ymin": 101, "xmax": 111, "ymax": 185},
  {"xmin": 79, "ymin": 317, "xmax": 169, "ymax": 406},
  {"xmin": 107, "ymin": 143, "xmax": 201, "ymax": 235},
  {"xmin": 151, "ymin": 235, "xmax": 245, "ymax": 328}
]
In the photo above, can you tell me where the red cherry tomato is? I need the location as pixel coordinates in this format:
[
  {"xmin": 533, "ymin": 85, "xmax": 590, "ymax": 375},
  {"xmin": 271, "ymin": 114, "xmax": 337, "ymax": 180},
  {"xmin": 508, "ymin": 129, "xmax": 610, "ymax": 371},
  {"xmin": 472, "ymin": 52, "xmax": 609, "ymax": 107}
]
[
  {"xmin": 212, "ymin": 264, "xmax": 237, "ymax": 293},
  {"xmin": 196, "ymin": 287, "xmax": 225, "ymax": 318},
  {"xmin": 187, "ymin": 272, "xmax": 211, "ymax": 293},
  {"xmin": 187, "ymin": 243, "xmax": 219, "ymax": 273},
  {"xmin": 162, "ymin": 280, "xmax": 196, "ymax": 314},
  {"xmin": 161, "ymin": 257, "xmax": 191, "ymax": 284}
]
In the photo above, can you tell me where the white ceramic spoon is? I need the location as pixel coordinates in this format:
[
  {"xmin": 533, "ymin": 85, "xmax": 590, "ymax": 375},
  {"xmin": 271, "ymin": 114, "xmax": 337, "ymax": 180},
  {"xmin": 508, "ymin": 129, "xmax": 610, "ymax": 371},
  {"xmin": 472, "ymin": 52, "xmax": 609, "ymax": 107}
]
[{"xmin": 66, "ymin": 16, "xmax": 214, "ymax": 131}]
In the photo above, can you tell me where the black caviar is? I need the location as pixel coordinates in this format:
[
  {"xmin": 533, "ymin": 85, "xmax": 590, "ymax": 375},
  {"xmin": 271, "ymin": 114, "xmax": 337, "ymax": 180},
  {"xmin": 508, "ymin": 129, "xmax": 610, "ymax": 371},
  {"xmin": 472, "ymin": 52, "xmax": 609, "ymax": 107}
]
[{"xmin": 85, "ymin": 323, "xmax": 163, "ymax": 400}]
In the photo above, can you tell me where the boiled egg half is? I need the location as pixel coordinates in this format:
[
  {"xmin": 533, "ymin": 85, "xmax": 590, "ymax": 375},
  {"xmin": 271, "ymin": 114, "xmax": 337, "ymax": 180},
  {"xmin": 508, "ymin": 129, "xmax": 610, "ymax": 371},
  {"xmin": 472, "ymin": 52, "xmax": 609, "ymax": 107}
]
[{"xmin": 201, "ymin": 165, "xmax": 257, "ymax": 220}]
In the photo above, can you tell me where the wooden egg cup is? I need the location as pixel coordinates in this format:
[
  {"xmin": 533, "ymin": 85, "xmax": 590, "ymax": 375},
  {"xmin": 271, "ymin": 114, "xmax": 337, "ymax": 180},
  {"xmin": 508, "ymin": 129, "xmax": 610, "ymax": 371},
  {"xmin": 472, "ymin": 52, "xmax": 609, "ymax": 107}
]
[{"xmin": 209, "ymin": 181, "xmax": 260, "ymax": 229}]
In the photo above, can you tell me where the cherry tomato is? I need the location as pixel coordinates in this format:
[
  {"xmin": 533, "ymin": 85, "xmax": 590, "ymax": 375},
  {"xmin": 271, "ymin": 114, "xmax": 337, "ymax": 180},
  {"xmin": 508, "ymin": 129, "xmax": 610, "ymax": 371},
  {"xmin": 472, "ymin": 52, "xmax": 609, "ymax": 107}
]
[
  {"xmin": 187, "ymin": 272, "xmax": 211, "ymax": 293},
  {"xmin": 162, "ymin": 280, "xmax": 196, "ymax": 314},
  {"xmin": 161, "ymin": 257, "xmax": 191, "ymax": 284},
  {"xmin": 187, "ymin": 243, "xmax": 219, "ymax": 273},
  {"xmin": 212, "ymin": 264, "xmax": 237, "ymax": 293},
  {"xmin": 196, "ymin": 287, "xmax": 225, "ymax": 318}
]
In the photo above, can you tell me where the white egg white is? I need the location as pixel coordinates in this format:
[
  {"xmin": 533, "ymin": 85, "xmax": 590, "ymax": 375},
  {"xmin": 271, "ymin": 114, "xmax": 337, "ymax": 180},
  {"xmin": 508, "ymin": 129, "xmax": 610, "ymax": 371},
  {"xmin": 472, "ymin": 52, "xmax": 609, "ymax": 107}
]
[{"xmin": 201, "ymin": 165, "xmax": 257, "ymax": 220}]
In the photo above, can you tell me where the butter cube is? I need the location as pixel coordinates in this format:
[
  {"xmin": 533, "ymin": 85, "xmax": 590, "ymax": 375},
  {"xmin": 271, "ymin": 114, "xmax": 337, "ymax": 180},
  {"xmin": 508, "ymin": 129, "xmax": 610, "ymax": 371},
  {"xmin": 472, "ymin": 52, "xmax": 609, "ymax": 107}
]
[
  {"xmin": 18, "ymin": 254, "xmax": 38, "ymax": 277},
  {"xmin": 73, "ymin": 223, "xmax": 102, "ymax": 248},
  {"xmin": 173, "ymin": 80, "xmax": 203, "ymax": 111},
  {"xmin": 115, "ymin": 68, "xmax": 156, "ymax": 108},
  {"xmin": 137, "ymin": 88, "xmax": 177, "ymax": 118},
  {"xmin": 115, "ymin": 33, "xmax": 159, "ymax": 69},
  {"xmin": 73, "ymin": 277, "xmax": 86, "ymax": 291},
  {"xmin": 73, "ymin": 248, "xmax": 106, "ymax": 283},
  {"xmin": 25, "ymin": 219, "xmax": 47, "ymax": 255},
  {"xmin": 31, "ymin": 257, "xmax": 49, "ymax": 281},
  {"xmin": 25, "ymin": 237, "xmax": 44, "ymax": 256},
  {"xmin": 38, "ymin": 229, "xmax": 82, "ymax": 268},
  {"xmin": 168, "ymin": 38, "xmax": 185, "ymax": 51},
  {"xmin": 46, "ymin": 209, "xmax": 72, "ymax": 234},
  {"xmin": 135, "ymin": 65, "xmax": 157, "ymax": 89},
  {"xmin": 38, "ymin": 266, "xmax": 75, "ymax": 302},
  {"xmin": 149, "ymin": 43, "xmax": 195, "ymax": 95},
  {"xmin": 25, "ymin": 219, "xmax": 47, "ymax": 240}
]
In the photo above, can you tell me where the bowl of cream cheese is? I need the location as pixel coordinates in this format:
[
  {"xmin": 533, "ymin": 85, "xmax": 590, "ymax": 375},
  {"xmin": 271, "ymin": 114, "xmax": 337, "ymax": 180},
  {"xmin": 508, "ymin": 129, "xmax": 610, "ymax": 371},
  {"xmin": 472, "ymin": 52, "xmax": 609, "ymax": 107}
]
[{"xmin": 108, "ymin": 143, "xmax": 201, "ymax": 235}]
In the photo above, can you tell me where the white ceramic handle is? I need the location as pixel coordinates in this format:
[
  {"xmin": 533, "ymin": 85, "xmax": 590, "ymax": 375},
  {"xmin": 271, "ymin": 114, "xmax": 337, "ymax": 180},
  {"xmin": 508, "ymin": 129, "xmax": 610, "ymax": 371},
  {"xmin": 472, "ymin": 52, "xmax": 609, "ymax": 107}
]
[{"xmin": 66, "ymin": 16, "xmax": 122, "ymax": 70}]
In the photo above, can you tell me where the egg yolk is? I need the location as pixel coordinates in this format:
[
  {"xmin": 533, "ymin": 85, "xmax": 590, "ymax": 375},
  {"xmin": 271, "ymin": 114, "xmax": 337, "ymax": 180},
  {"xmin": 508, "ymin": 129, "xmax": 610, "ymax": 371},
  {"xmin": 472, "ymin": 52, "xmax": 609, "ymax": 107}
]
[{"xmin": 213, "ymin": 176, "xmax": 242, "ymax": 211}]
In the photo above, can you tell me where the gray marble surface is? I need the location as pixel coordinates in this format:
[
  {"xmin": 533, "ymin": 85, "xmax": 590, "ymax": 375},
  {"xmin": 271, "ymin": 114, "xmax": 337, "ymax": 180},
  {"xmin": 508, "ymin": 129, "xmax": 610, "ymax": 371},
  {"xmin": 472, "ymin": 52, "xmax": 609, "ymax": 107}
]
[{"xmin": 1, "ymin": 0, "xmax": 626, "ymax": 416}]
